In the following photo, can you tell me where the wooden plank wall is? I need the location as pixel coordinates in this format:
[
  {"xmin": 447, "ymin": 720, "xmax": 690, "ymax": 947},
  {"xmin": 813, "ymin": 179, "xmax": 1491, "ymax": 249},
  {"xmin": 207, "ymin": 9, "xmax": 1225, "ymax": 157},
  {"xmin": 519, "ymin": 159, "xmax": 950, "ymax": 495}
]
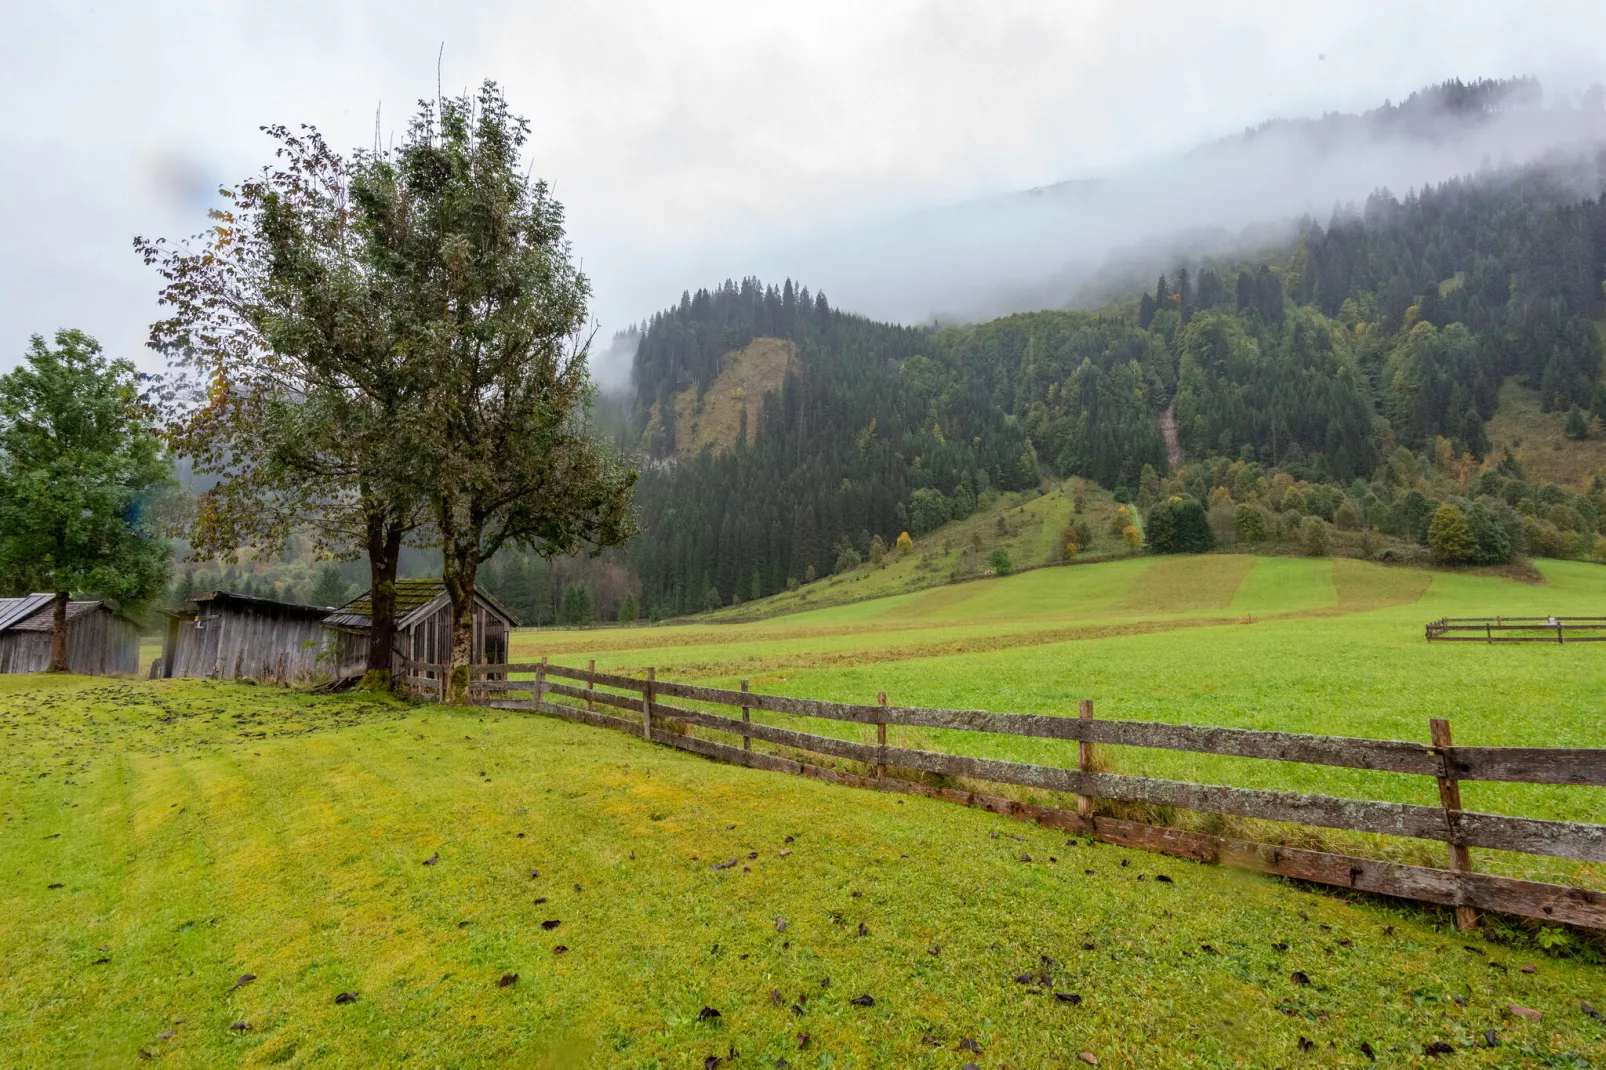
[
  {"xmin": 166, "ymin": 606, "xmax": 332, "ymax": 682},
  {"xmin": 0, "ymin": 608, "xmax": 138, "ymax": 675}
]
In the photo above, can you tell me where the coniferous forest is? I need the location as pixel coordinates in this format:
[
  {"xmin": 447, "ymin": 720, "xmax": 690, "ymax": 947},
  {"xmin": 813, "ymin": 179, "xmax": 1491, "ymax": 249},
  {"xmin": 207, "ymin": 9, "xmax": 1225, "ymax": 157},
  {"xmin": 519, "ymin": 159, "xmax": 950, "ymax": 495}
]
[{"xmin": 616, "ymin": 147, "xmax": 1606, "ymax": 618}]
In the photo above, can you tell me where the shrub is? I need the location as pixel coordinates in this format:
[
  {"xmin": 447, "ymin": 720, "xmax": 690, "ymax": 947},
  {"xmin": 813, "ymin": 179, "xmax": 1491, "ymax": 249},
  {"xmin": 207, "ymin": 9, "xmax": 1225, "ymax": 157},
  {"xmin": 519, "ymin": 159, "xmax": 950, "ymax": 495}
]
[
  {"xmin": 1566, "ymin": 404, "xmax": 1589, "ymax": 441},
  {"xmin": 1235, "ymin": 504, "xmax": 1266, "ymax": 543},
  {"xmin": 1207, "ymin": 503, "xmax": 1238, "ymax": 545},
  {"xmin": 1108, "ymin": 504, "xmax": 1132, "ymax": 537},
  {"xmin": 804, "ymin": 564, "xmax": 817, "ymax": 584},
  {"xmin": 988, "ymin": 547, "xmax": 1013, "ymax": 575},
  {"xmin": 1333, "ymin": 501, "xmax": 1362, "ymax": 531},
  {"xmin": 895, "ymin": 531, "xmax": 913, "ymax": 555},
  {"xmin": 1122, "ymin": 524, "xmax": 1143, "ymax": 552},
  {"xmin": 617, "ymin": 595, "xmax": 637, "ymax": 624},
  {"xmin": 1058, "ymin": 522, "xmax": 1079, "ymax": 560},
  {"xmin": 702, "ymin": 586, "xmax": 723, "ymax": 613},
  {"xmin": 1146, "ymin": 497, "xmax": 1213, "ymax": 554},
  {"xmin": 1426, "ymin": 504, "xmax": 1477, "ymax": 563},
  {"xmin": 868, "ymin": 534, "xmax": 887, "ymax": 565},
  {"xmin": 1298, "ymin": 515, "xmax": 1331, "ymax": 557},
  {"xmin": 834, "ymin": 546, "xmax": 862, "ymax": 573}
]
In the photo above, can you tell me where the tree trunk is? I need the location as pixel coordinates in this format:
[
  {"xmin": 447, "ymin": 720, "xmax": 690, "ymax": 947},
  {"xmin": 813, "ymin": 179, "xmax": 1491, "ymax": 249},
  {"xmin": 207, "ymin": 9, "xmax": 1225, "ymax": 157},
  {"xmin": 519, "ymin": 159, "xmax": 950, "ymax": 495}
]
[
  {"xmin": 47, "ymin": 590, "xmax": 70, "ymax": 673},
  {"xmin": 441, "ymin": 539, "xmax": 478, "ymax": 704},
  {"xmin": 359, "ymin": 512, "xmax": 405, "ymax": 691}
]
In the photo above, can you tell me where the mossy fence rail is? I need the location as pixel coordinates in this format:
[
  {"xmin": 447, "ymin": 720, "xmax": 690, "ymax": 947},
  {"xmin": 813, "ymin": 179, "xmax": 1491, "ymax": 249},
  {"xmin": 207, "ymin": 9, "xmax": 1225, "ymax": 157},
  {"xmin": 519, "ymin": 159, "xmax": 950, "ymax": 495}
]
[
  {"xmin": 399, "ymin": 657, "xmax": 1606, "ymax": 932},
  {"xmin": 1425, "ymin": 615, "xmax": 1606, "ymax": 643}
]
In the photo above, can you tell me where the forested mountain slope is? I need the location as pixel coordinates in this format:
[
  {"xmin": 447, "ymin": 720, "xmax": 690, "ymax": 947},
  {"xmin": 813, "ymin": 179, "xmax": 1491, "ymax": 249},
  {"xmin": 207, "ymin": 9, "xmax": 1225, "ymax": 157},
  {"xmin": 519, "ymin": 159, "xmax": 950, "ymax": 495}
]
[{"xmin": 617, "ymin": 145, "xmax": 1606, "ymax": 619}]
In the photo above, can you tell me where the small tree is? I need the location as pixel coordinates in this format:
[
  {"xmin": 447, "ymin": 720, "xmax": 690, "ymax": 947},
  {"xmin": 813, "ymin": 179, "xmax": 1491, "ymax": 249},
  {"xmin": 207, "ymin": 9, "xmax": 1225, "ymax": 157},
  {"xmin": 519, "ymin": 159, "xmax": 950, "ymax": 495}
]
[
  {"xmin": 1059, "ymin": 521, "xmax": 1079, "ymax": 560},
  {"xmin": 1566, "ymin": 404, "xmax": 1589, "ymax": 441},
  {"xmin": 895, "ymin": 531, "xmax": 913, "ymax": 556},
  {"xmin": 1427, "ymin": 504, "xmax": 1478, "ymax": 563},
  {"xmin": 558, "ymin": 584, "xmax": 592, "ymax": 626},
  {"xmin": 0, "ymin": 331, "xmax": 173, "ymax": 670},
  {"xmin": 1122, "ymin": 524, "xmax": 1143, "ymax": 552},
  {"xmin": 868, "ymin": 534, "xmax": 887, "ymax": 565},
  {"xmin": 703, "ymin": 586, "xmax": 722, "ymax": 613},
  {"xmin": 309, "ymin": 563, "xmax": 351, "ymax": 607},
  {"xmin": 1108, "ymin": 504, "xmax": 1131, "ymax": 537},
  {"xmin": 804, "ymin": 564, "xmax": 816, "ymax": 584},
  {"xmin": 1235, "ymin": 503, "xmax": 1266, "ymax": 543},
  {"xmin": 617, "ymin": 594, "xmax": 638, "ymax": 624},
  {"xmin": 1145, "ymin": 497, "xmax": 1212, "ymax": 554},
  {"xmin": 1298, "ymin": 515, "xmax": 1331, "ymax": 557},
  {"xmin": 988, "ymin": 547, "xmax": 1013, "ymax": 575},
  {"xmin": 1466, "ymin": 503, "xmax": 1512, "ymax": 564}
]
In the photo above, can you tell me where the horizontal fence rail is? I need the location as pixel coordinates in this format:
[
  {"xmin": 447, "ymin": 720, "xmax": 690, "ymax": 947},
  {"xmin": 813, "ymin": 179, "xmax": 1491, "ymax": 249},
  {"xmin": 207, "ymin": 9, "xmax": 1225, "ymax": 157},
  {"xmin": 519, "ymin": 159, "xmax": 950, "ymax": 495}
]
[
  {"xmin": 398, "ymin": 658, "xmax": 1606, "ymax": 930},
  {"xmin": 1426, "ymin": 616, "xmax": 1606, "ymax": 643}
]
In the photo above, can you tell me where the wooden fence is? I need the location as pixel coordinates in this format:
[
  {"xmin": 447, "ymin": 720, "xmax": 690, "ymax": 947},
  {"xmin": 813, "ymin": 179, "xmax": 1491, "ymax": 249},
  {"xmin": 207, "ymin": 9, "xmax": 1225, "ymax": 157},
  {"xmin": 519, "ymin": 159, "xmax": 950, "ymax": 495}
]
[
  {"xmin": 1426, "ymin": 615, "xmax": 1606, "ymax": 643},
  {"xmin": 399, "ymin": 658, "xmax": 1606, "ymax": 931}
]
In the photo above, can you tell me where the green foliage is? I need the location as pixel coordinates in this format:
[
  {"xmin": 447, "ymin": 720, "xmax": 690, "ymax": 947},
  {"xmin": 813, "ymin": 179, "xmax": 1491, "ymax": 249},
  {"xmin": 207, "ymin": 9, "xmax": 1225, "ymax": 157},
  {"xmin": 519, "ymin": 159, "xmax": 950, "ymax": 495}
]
[
  {"xmin": 0, "ymin": 331, "xmax": 173, "ymax": 636},
  {"xmin": 1465, "ymin": 503, "xmax": 1513, "ymax": 564},
  {"xmin": 558, "ymin": 584, "xmax": 592, "ymax": 626},
  {"xmin": 1565, "ymin": 404, "xmax": 1589, "ymax": 441},
  {"xmin": 1145, "ymin": 498, "xmax": 1213, "ymax": 554},
  {"xmin": 1297, "ymin": 515, "xmax": 1331, "ymax": 557},
  {"xmin": 1234, "ymin": 504, "xmax": 1266, "ymax": 543},
  {"xmin": 1426, "ymin": 504, "xmax": 1478, "ymax": 563},
  {"xmin": 360, "ymin": 82, "xmax": 637, "ymax": 695},
  {"xmin": 987, "ymin": 547, "xmax": 1012, "ymax": 575},
  {"xmin": 616, "ymin": 594, "xmax": 638, "ymax": 624},
  {"xmin": 309, "ymin": 563, "xmax": 353, "ymax": 608}
]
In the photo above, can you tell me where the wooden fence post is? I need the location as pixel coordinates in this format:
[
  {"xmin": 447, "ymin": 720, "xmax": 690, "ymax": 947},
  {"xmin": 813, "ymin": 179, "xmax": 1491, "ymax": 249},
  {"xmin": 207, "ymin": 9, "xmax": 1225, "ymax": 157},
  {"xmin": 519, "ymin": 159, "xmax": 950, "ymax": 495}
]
[
  {"xmin": 1558, "ymin": 620, "xmax": 1565, "ymax": 645},
  {"xmin": 643, "ymin": 667, "xmax": 655, "ymax": 741},
  {"xmin": 1076, "ymin": 699, "xmax": 1094, "ymax": 827},
  {"xmin": 586, "ymin": 659, "xmax": 596, "ymax": 713},
  {"xmin": 876, "ymin": 691, "xmax": 888, "ymax": 780},
  {"xmin": 1430, "ymin": 717, "xmax": 1480, "ymax": 932},
  {"xmin": 535, "ymin": 656, "xmax": 547, "ymax": 710},
  {"xmin": 741, "ymin": 679, "xmax": 751, "ymax": 752}
]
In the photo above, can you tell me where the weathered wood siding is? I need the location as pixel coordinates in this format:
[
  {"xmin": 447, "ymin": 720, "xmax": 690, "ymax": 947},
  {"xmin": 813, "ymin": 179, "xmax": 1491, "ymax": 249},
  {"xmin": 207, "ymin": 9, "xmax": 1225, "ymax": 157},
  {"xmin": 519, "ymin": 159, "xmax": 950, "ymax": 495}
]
[
  {"xmin": 0, "ymin": 606, "xmax": 138, "ymax": 675},
  {"xmin": 165, "ymin": 604, "xmax": 332, "ymax": 682}
]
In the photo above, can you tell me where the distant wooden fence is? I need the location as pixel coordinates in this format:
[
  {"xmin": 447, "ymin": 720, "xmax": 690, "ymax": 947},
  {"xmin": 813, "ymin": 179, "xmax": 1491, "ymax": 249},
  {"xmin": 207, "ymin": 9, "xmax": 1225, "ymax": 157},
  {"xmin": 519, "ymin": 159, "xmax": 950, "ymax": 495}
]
[
  {"xmin": 1426, "ymin": 616, "xmax": 1606, "ymax": 643},
  {"xmin": 398, "ymin": 658, "xmax": 1606, "ymax": 931}
]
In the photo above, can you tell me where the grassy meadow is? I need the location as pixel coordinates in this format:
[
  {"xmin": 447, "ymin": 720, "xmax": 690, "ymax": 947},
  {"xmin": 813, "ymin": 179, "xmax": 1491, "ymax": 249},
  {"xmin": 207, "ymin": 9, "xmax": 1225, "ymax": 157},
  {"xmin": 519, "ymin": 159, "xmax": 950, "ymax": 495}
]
[{"xmin": 6, "ymin": 553, "xmax": 1606, "ymax": 1066}]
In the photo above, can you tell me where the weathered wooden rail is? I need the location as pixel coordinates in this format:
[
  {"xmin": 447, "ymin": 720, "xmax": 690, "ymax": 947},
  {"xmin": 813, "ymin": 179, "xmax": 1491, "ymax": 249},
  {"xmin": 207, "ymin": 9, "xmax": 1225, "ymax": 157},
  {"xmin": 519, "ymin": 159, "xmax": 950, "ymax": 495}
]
[
  {"xmin": 1426, "ymin": 615, "xmax": 1606, "ymax": 643},
  {"xmin": 398, "ymin": 658, "xmax": 1606, "ymax": 930}
]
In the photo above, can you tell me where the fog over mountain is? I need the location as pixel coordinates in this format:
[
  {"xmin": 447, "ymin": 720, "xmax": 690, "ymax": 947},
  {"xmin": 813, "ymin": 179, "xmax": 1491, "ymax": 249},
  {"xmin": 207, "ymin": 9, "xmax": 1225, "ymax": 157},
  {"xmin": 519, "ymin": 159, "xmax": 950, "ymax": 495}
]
[{"xmin": 716, "ymin": 79, "xmax": 1606, "ymax": 336}]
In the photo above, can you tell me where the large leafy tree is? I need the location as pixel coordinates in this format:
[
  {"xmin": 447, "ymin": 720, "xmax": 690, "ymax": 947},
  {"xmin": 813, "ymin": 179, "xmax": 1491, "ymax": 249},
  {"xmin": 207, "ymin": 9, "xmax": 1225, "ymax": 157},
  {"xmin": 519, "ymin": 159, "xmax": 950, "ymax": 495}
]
[
  {"xmin": 136, "ymin": 126, "xmax": 428, "ymax": 688},
  {"xmin": 0, "ymin": 331, "xmax": 173, "ymax": 671},
  {"xmin": 360, "ymin": 82, "xmax": 636, "ymax": 701}
]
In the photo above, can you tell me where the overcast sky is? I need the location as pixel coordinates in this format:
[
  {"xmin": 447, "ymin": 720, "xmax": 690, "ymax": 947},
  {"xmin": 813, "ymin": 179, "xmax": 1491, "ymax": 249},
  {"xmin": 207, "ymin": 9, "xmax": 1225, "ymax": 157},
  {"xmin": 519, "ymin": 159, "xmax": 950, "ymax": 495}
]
[{"xmin": 3, "ymin": 1, "xmax": 1605, "ymax": 382}]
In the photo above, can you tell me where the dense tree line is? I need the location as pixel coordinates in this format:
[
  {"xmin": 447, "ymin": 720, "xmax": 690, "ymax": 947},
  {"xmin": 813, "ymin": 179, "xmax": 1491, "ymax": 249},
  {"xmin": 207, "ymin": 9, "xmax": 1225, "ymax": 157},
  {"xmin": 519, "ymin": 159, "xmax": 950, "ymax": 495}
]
[
  {"xmin": 623, "ymin": 281, "xmax": 1041, "ymax": 615},
  {"xmin": 621, "ymin": 149, "xmax": 1606, "ymax": 614}
]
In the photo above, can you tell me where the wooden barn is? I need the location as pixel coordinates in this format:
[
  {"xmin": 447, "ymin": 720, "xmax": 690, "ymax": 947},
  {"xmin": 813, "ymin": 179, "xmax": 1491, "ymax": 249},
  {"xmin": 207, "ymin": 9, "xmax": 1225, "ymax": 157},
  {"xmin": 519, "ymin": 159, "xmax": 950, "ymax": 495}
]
[
  {"xmin": 324, "ymin": 579, "xmax": 517, "ymax": 676},
  {"xmin": 158, "ymin": 591, "xmax": 337, "ymax": 683},
  {"xmin": 0, "ymin": 593, "xmax": 140, "ymax": 675}
]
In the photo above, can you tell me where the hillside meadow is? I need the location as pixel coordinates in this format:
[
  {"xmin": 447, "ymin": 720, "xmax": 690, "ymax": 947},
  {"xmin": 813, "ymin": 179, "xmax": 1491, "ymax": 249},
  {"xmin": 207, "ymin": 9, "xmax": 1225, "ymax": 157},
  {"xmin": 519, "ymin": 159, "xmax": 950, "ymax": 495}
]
[{"xmin": 5, "ymin": 553, "xmax": 1606, "ymax": 1066}]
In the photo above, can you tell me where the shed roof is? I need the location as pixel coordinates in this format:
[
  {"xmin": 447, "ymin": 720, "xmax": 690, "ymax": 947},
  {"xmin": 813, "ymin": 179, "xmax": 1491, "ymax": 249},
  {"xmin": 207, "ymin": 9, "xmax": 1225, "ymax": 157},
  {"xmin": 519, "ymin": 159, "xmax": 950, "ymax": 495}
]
[
  {"xmin": 181, "ymin": 590, "xmax": 334, "ymax": 619},
  {"xmin": 0, "ymin": 594, "xmax": 126, "ymax": 632},
  {"xmin": 0, "ymin": 593, "xmax": 54, "ymax": 631},
  {"xmin": 324, "ymin": 579, "xmax": 520, "ymax": 630}
]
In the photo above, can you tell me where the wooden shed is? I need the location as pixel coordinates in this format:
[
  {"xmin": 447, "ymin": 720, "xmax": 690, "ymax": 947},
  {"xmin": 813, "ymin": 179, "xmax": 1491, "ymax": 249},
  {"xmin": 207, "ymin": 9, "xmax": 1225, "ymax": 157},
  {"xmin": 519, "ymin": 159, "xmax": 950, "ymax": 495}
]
[
  {"xmin": 158, "ymin": 591, "xmax": 336, "ymax": 683},
  {"xmin": 0, "ymin": 593, "xmax": 140, "ymax": 675},
  {"xmin": 324, "ymin": 579, "xmax": 517, "ymax": 677}
]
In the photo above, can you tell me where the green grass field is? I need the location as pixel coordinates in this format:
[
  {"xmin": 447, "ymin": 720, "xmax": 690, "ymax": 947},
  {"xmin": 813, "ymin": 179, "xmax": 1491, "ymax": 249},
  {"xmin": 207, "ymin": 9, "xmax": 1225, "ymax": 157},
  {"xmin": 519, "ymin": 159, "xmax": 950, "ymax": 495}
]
[{"xmin": 6, "ymin": 554, "xmax": 1606, "ymax": 1066}]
